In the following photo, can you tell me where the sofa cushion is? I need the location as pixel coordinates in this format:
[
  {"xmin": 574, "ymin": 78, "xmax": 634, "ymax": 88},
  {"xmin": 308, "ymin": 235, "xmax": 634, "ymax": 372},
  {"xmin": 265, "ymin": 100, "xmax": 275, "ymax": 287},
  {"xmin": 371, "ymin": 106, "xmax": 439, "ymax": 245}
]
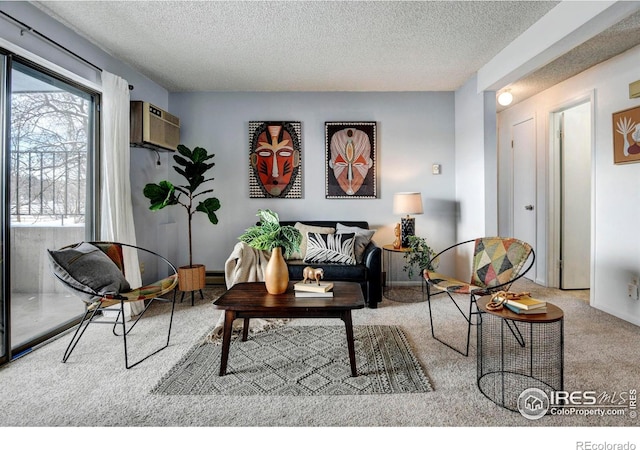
[
  {"xmin": 288, "ymin": 222, "xmax": 336, "ymax": 260},
  {"xmin": 288, "ymin": 261, "xmax": 367, "ymax": 282},
  {"xmin": 336, "ymin": 223, "xmax": 376, "ymax": 264},
  {"xmin": 276, "ymin": 221, "xmax": 381, "ymax": 307},
  {"xmin": 304, "ymin": 232, "xmax": 356, "ymax": 265},
  {"xmin": 280, "ymin": 221, "xmax": 368, "ymax": 229},
  {"xmin": 48, "ymin": 242, "xmax": 131, "ymax": 303}
]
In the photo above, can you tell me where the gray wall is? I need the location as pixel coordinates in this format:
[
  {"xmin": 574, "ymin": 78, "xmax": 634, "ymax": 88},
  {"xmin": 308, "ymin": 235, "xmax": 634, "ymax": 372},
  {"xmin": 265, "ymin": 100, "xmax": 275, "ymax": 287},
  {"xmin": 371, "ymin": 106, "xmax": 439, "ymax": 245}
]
[
  {"xmin": 165, "ymin": 91, "xmax": 458, "ymax": 275},
  {"xmin": 1, "ymin": 2, "xmax": 458, "ymax": 282},
  {"xmin": 1, "ymin": 1, "xmax": 171, "ymax": 279}
]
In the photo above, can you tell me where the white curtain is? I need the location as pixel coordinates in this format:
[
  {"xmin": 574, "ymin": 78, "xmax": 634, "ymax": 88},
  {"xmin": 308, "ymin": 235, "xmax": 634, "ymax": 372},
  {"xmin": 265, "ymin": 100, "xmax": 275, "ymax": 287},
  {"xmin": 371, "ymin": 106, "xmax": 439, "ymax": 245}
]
[{"xmin": 100, "ymin": 71, "xmax": 144, "ymax": 318}]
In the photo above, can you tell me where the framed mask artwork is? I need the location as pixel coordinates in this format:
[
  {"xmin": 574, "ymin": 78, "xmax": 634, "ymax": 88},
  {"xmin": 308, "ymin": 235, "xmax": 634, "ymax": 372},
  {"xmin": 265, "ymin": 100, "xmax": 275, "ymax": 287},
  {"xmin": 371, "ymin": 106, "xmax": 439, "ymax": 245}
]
[
  {"xmin": 249, "ymin": 121, "xmax": 302, "ymax": 198},
  {"xmin": 612, "ymin": 106, "xmax": 640, "ymax": 164},
  {"xmin": 325, "ymin": 122, "xmax": 377, "ymax": 199}
]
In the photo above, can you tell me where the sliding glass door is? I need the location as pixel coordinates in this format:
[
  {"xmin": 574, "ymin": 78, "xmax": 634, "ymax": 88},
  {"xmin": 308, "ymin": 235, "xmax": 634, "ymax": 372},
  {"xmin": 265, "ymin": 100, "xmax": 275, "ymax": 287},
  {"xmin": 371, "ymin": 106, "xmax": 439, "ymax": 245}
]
[
  {"xmin": 1, "ymin": 53, "xmax": 7, "ymax": 365},
  {"xmin": 1, "ymin": 54, "xmax": 99, "ymax": 362}
]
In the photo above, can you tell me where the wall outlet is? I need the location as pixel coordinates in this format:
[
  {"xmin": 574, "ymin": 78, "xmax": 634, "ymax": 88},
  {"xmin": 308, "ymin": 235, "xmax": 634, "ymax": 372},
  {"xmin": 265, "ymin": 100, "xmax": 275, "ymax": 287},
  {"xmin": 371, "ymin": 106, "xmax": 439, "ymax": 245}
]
[
  {"xmin": 432, "ymin": 164, "xmax": 441, "ymax": 175},
  {"xmin": 140, "ymin": 262, "xmax": 145, "ymax": 274},
  {"xmin": 628, "ymin": 282, "xmax": 639, "ymax": 300}
]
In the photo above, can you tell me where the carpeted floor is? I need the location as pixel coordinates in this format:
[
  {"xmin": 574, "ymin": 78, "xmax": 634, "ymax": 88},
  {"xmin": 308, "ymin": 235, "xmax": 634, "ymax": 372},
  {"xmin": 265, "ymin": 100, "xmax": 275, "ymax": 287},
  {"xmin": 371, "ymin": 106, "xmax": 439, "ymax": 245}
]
[{"xmin": 0, "ymin": 278, "xmax": 638, "ymax": 437}]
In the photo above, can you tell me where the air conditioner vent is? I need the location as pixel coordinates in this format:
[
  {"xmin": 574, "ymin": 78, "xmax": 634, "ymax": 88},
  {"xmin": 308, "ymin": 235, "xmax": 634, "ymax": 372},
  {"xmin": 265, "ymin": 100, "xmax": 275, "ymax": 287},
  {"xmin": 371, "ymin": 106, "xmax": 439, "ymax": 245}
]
[{"xmin": 130, "ymin": 101, "xmax": 180, "ymax": 151}]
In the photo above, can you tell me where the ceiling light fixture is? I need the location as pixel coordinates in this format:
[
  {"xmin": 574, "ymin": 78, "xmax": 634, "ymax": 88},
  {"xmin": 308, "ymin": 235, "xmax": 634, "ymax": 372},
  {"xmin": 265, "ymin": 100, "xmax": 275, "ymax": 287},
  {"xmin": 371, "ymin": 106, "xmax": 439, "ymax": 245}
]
[{"xmin": 497, "ymin": 91, "xmax": 513, "ymax": 106}]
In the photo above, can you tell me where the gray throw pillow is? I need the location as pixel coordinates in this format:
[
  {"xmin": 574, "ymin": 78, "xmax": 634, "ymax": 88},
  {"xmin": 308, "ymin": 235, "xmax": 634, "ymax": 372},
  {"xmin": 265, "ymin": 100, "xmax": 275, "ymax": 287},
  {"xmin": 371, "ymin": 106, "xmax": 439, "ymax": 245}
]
[
  {"xmin": 48, "ymin": 242, "xmax": 131, "ymax": 303},
  {"xmin": 336, "ymin": 223, "xmax": 376, "ymax": 264},
  {"xmin": 304, "ymin": 232, "xmax": 356, "ymax": 265}
]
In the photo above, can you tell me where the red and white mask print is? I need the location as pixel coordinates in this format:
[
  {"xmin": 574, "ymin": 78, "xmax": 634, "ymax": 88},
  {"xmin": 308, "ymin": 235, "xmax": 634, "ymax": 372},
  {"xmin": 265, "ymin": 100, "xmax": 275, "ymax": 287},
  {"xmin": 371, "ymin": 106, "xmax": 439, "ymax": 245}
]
[{"xmin": 251, "ymin": 125, "xmax": 299, "ymax": 197}]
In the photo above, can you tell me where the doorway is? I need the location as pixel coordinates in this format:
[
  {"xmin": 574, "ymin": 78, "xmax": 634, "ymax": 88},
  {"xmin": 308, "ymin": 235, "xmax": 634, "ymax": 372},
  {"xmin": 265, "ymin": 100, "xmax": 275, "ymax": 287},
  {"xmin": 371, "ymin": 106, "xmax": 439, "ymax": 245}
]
[
  {"xmin": 552, "ymin": 101, "xmax": 592, "ymax": 290},
  {"xmin": 511, "ymin": 117, "xmax": 536, "ymax": 281}
]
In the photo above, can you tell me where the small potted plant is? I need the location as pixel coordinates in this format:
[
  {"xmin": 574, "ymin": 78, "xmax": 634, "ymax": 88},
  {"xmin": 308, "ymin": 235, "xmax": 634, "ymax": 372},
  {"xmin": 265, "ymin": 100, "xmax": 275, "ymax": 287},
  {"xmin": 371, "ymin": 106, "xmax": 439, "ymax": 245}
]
[
  {"xmin": 402, "ymin": 235, "xmax": 437, "ymax": 279},
  {"xmin": 238, "ymin": 209, "xmax": 302, "ymax": 294},
  {"xmin": 143, "ymin": 144, "xmax": 221, "ymax": 296}
]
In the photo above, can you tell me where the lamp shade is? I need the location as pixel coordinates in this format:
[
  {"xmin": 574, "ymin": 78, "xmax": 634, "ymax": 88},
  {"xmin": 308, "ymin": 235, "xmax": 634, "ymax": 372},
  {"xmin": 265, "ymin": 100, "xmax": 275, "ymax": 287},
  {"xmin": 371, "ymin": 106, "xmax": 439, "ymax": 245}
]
[{"xmin": 393, "ymin": 192, "xmax": 423, "ymax": 215}]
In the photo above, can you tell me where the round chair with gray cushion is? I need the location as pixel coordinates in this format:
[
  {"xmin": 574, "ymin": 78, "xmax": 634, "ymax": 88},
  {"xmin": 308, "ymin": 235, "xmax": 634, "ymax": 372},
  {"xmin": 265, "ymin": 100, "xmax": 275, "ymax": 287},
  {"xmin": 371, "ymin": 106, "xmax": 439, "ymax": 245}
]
[{"xmin": 47, "ymin": 241, "xmax": 178, "ymax": 369}]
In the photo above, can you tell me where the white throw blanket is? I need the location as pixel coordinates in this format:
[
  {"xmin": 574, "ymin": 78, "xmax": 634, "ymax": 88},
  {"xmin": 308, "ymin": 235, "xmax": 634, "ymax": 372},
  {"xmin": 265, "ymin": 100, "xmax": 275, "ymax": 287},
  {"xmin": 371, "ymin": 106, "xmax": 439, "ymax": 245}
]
[
  {"xmin": 205, "ymin": 242, "xmax": 289, "ymax": 343},
  {"xmin": 224, "ymin": 241, "xmax": 271, "ymax": 288}
]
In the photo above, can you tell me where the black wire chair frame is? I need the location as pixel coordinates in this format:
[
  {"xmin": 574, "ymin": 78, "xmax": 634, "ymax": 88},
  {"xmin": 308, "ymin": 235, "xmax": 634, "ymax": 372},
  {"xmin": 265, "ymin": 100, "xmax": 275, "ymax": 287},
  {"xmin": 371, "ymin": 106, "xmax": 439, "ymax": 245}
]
[
  {"xmin": 50, "ymin": 241, "xmax": 179, "ymax": 369},
  {"xmin": 424, "ymin": 237, "xmax": 535, "ymax": 357}
]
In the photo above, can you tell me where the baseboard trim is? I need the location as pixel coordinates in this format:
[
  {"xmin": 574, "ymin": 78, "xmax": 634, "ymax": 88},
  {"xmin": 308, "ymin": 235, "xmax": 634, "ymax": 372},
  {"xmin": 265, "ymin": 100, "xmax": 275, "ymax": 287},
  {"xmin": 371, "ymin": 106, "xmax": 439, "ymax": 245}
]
[{"xmin": 206, "ymin": 270, "xmax": 225, "ymax": 286}]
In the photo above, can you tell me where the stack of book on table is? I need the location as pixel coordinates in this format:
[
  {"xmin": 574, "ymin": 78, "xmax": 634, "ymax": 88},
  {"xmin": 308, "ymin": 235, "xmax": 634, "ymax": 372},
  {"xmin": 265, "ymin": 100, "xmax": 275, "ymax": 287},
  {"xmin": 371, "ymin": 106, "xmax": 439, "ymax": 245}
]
[
  {"xmin": 504, "ymin": 295, "xmax": 547, "ymax": 314},
  {"xmin": 294, "ymin": 281, "xmax": 334, "ymax": 297}
]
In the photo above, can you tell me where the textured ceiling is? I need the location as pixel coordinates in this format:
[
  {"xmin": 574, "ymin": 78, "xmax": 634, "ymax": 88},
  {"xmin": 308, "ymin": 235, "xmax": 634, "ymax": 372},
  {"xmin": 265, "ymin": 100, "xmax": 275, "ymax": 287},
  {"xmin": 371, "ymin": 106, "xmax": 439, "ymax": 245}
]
[
  {"xmin": 502, "ymin": 8, "xmax": 640, "ymax": 109},
  {"xmin": 29, "ymin": 0, "xmax": 640, "ymax": 107},
  {"xmin": 32, "ymin": 0, "xmax": 558, "ymax": 92}
]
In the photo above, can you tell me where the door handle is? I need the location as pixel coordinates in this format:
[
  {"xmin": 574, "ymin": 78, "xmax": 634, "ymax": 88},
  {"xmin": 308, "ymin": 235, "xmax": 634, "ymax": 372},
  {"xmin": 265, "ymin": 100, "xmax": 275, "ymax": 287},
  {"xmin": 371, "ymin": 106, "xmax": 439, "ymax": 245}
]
[{"xmin": 524, "ymin": 205, "xmax": 534, "ymax": 211}]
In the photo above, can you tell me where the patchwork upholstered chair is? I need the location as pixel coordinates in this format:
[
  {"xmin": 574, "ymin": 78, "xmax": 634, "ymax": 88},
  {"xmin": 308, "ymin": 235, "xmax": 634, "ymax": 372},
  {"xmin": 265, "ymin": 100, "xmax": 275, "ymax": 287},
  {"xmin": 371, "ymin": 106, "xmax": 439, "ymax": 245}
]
[
  {"xmin": 423, "ymin": 237, "xmax": 535, "ymax": 356},
  {"xmin": 48, "ymin": 241, "xmax": 178, "ymax": 368}
]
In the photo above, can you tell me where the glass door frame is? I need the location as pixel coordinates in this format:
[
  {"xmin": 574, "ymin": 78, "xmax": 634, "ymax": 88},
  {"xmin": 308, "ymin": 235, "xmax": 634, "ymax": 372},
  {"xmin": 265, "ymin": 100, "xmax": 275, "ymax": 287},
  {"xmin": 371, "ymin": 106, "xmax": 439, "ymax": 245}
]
[
  {"xmin": 1, "ymin": 50, "xmax": 101, "ymax": 364},
  {"xmin": 1, "ymin": 50, "xmax": 8, "ymax": 366}
]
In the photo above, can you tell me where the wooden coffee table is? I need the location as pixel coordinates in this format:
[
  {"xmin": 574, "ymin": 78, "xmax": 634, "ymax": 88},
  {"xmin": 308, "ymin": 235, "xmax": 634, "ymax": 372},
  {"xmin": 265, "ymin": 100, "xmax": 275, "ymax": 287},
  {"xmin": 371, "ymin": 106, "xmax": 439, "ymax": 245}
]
[{"xmin": 213, "ymin": 281, "xmax": 365, "ymax": 377}]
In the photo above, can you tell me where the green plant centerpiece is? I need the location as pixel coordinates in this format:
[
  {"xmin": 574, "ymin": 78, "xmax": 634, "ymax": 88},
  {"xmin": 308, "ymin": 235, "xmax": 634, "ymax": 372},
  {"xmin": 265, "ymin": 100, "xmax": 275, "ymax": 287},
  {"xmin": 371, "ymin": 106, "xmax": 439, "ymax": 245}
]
[
  {"xmin": 402, "ymin": 235, "xmax": 437, "ymax": 279},
  {"xmin": 238, "ymin": 209, "xmax": 302, "ymax": 294},
  {"xmin": 238, "ymin": 209, "xmax": 302, "ymax": 258},
  {"xmin": 143, "ymin": 144, "xmax": 221, "ymax": 296}
]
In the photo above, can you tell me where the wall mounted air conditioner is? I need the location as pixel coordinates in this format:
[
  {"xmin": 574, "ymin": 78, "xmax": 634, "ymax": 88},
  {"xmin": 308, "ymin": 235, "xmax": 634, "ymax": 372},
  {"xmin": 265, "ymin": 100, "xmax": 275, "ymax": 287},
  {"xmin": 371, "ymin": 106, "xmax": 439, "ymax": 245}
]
[{"xmin": 130, "ymin": 101, "xmax": 180, "ymax": 151}]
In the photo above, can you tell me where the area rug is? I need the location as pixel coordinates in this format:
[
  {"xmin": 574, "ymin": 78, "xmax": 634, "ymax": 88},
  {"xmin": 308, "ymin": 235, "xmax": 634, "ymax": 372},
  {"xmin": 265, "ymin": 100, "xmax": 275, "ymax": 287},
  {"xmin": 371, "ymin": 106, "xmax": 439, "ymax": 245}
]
[{"xmin": 151, "ymin": 325, "xmax": 433, "ymax": 396}]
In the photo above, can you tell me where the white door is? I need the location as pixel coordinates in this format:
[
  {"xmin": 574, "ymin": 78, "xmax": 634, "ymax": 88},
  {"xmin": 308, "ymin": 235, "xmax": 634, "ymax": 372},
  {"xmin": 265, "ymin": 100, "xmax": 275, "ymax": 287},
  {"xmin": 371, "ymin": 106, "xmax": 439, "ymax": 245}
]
[
  {"xmin": 512, "ymin": 118, "xmax": 536, "ymax": 281},
  {"xmin": 560, "ymin": 102, "xmax": 591, "ymax": 289}
]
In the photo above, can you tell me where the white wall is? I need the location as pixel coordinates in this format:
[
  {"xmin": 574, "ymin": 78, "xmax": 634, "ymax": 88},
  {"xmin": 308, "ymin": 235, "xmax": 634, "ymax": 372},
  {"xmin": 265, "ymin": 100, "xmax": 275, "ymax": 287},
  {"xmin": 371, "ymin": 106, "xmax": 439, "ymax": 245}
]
[
  {"xmin": 452, "ymin": 76, "xmax": 498, "ymax": 279},
  {"xmin": 454, "ymin": 75, "xmax": 499, "ymax": 240},
  {"xmin": 483, "ymin": 91, "xmax": 498, "ymax": 235},
  {"xmin": 167, "ymin": 91, "xmax": 457, "ymax": 274},
  {"xmin": 498, "ymin": 44, "xmax": 640, "ymax": 326}
]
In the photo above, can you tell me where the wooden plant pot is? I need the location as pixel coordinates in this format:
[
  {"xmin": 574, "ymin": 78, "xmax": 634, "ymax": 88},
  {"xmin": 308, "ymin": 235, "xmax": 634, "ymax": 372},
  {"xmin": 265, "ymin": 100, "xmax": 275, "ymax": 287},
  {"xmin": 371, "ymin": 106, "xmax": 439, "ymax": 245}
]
[{"xmin": 178, "ymin": 264, "xmax": 206, "ymax": 292}]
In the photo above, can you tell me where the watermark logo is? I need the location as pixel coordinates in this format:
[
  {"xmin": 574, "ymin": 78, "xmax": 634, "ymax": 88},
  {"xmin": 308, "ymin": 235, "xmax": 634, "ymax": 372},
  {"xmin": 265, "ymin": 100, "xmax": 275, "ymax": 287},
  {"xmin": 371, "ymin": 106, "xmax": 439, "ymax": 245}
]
[
  {"xmin": 518, "ymin": 388, "xmax": 637, "ymax": 420},
  {"xmin": 576, "ymin": 442, "xmax": 636, "ymax": 450},
  {"xmin": 518, "ymin": 388, "xmax": 550, "ymax": 419}
]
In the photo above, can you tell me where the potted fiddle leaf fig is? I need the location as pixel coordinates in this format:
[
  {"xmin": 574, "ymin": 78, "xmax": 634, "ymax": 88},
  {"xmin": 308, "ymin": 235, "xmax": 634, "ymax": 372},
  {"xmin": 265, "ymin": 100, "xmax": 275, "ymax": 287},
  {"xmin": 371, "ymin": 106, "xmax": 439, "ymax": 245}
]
[
  {"xmin": 143, "ymin": 144, "xmax": 221, "ymax": 296},
  {"xmin": 238, "ymin": 209, "xmax": 302, "ymax": 294}
]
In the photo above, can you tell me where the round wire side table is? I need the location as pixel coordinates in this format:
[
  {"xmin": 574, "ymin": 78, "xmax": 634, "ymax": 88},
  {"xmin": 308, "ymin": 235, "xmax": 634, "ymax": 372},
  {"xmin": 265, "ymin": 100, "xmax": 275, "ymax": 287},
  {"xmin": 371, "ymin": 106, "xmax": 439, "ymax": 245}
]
[{"xmin": 476, "ymin": 296, "xmax": 564, "ymax": 412}]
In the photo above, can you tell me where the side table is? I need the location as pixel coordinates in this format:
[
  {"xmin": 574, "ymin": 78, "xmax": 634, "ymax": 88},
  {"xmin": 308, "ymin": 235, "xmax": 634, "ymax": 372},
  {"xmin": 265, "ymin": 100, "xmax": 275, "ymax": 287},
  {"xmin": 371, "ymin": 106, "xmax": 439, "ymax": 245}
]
[
  {"xmin": 476, "ymin": 296, "xmax": 564, "ymax": 412},
  {"xmin": 382, "ymin": 244, "xmax": 422, "ymax": 302}
]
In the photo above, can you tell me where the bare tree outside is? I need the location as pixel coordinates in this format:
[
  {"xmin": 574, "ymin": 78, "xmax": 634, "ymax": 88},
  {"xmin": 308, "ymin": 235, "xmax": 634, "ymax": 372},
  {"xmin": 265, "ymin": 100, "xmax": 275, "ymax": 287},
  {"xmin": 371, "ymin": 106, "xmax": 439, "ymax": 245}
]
[
  {"xmin": 10, "ymin": 90, "xmax": 89, "ymax": 225},
  {"xmin": 6, "ymin": 63, "xmax": 97, "ymax": 351}
]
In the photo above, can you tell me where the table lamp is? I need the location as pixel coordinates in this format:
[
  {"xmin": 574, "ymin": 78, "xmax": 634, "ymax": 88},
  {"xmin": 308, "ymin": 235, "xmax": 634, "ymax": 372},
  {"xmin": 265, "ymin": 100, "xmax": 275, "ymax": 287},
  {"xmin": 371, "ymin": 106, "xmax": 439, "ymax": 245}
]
[{"xmin": 393, "ymin": 192, "xmax": 423, "ymax": 247}]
